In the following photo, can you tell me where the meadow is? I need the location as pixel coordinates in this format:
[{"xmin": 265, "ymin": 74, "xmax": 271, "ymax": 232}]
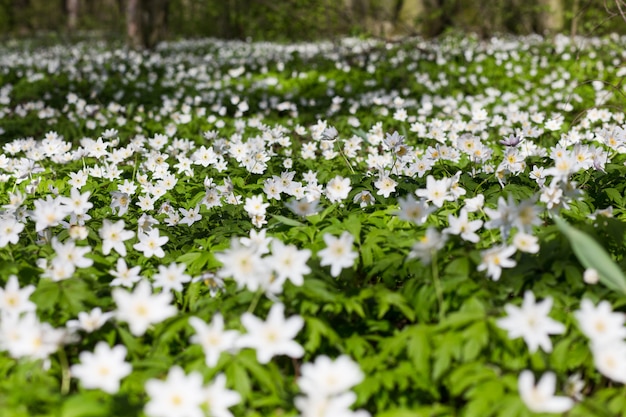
[{"xmin": 1, "ymin": 33, "xmax": 626, "ymax": 416}]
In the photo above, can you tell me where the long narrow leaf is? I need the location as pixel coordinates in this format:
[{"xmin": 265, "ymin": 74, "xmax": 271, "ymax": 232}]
[{"xmin": 554, "ymin": 216, "xmax": 626, "ymax": 294}]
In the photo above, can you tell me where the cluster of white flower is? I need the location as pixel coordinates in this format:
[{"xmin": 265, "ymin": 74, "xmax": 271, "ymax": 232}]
[
  {"xmin": 498, "ymin": 291, "xmax": 626, "ymax": 412},
  {"xmin": 295, "ymin": 355, "xmax": 369, "ymax": 417},
  {"xmin": 0, "ymin": 33, "xmax": 625, "ymax": 415}
]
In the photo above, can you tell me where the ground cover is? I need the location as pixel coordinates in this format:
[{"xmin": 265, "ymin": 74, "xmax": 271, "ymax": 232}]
[{"xmin": 1, "ymin": 33, "xmax": 626, "ymax": 416}]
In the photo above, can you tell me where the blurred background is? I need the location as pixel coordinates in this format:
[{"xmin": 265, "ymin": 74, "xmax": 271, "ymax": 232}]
[{"xmin": 0, "ymin": 0, "xmax": 625, "ymax": 47}]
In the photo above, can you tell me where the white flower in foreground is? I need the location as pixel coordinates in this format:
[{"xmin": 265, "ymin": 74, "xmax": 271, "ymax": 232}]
[
  {"xmin": 325, "ymin": 176, "xmax": 352, "ymax": 203},
  {"xmin": 395, "ymin": 195, "xmax": 434, "ymax": 225},
  {"xmin": 152, "ymin": 262, "xmax": 192, "ymax": 293},
  {"xmin": 145, "ymin": 366, "xmax": 205, "ymax": 417},
  {"xmin": 518, "ymin": 371, "xmax": 573, "ymax": 413},
  {"xmin": 318, "ymin": 232, "xmax": 358, "ymax": 278},
  {"xmin": 243, "ymin": 194, "xmax": 269, "ymax": 217},
  {"xmin": 215, "ymin": 239, "xmax": 269, "ymax": 291},
  {"xmin": 408, "ymin": 227, "xmax": 447, "ymax": 265},
  {"xmin": 374, "ymin": 174, "xmax": 397, "ymax": 198},
  {"xmin": 415, "ymin": 175, "xmax": 453, "ymax": 208},
  {"xmin": 592, "ymin": 340, "xmax": 626, "ymax": 383},
  {"xmin": 298, "ymin": 355, "xmax": 364, "ymax": 397},
  {"xmin": 109, "ymin": 258, "xmax": 142, "ymax": 287},
  {"xmin": 443, "ymin": 208, "xmax": 482, "ymax": 243},
  {"xmin": 99, "ymin": 219, "xmax": 135, "ymax": 256},
  {"xmin": 179, "ymin": 205, "xmax": 202, "ymax": 226},
  {"xmin": 70, "ymin": 342, "xmax": 131, "ymax": 394},
  {"xmin": 295, "ymin": 391, "xmax": 370, "ymax": 417},
  {"xmin": 66, "ymin": 307, "xmax": 114, "ymax": 333},
  {"xmin": 237, "ymin": 303, "xmax": 304, "ymax": 364},
  {"xmin": 133, "ymin": 229, "xmax": 168, "ymax": 258},
  {"xmin": 51, "ymin": 237, "xmax": 93, "ymax": 269},
  {"xmin": 0, "ymin": 312, "xmax": 66, "ymax": 360},
  {"xmin": 583, "ymin": 268, "xmax": 599, "ymax": 284},
  {"xmin": 265, "ymin": 240, "xmax": 311, "ymax": 286},
  {"xmin": 239, "ymin": 228, "xmax": 272, "ymax": 255},
  {"xmin": 189, "ymin": 314, "xmax": 240, "ymax": 367},
  {"xmin": 203, "ymin": 373, "xmax": 241, "ymax": 417},
  {"xmin": 496, "ymin": 291, "xmax": 565, "ymax": 353},
  {"xmin": 512, "ymin": 232, "xmax": 539, "ymax": 253},
  {"xmin": 60, "ymin": 188, "xmax": 93, "ymax": 215},
  {"xmin": 477, "ymin": 244, "xmax": 516, "ymax": 281},
  {"xmin": 0, "ymin": 275, "xmax": 36, "ymax": 317},
  {"xmin": 32, "ymin": 196, "xmax": 72, "ymax": 232},
  {"xmin": 574, "ymin": 298, "xmax": 626, "ymax": 346},
  {"xmin": 0, "ymin": 217, "xmax": 24, "ymax": 247},
  {"xmin": 112, "ymin": 280, "xmax": 177, "ymax": 336}
]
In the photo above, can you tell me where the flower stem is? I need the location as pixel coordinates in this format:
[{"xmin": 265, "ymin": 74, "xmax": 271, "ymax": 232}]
[
  {"xmin": 431, "ymin": 252, "xmax": 445, "ymax": 320},
  {"xmin": 58, "ymin": 348, "xmax": 70, "ymax": 395},
  {"xmin": 247, "ymin": 289, "xmax": 263, "ymax": 314}
]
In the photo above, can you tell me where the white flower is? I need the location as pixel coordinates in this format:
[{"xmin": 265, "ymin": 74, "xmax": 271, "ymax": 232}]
[
  {"xmin": 463, "ymin": 194, "xmax": 484, "ymax": 213},
  {"xmin": 70, "ymin": 342, "xmax": 131, "ymax": 394},
  {"xmin": 583, "ymin": 268, "xmax": 599, "ymax": 284},
  {"xmin": 99, "ymin": 219, "xmax": 135, "ymax": 256},
  {"xmin": 243, "ymin": 195, "xmax": 269, "ymax": 217},
  {"xmin": 318, "ymin": 232, "xmax": 359, "ymax": 277},
  {"xmin": 179, "ymin": 205, "xmax": 202, "ymax": 226},
  {"xmin": 152, "ymin": 262, "xmax": 192, "ymax": 293},
  {"xmin": 265, "ymin": 240, "xmax": 311, "ymax": 286},
  {"xmin": 512, "ymin": 232, "xmax": 539, "ymax": 253},
  {"xmin": 415, "ymin": 175, "xmax": 453, "ymax": 208},
  {"xmin": 66, "ymin": 307, "xmax": 114, "ymax": 333},
  {"xmin": 518, "ymin": 371, "xmax": 573, "ymax": 413},
  {"xmin": 496, "ymin": 291, "xmax": 565, "ymax": 353},
  {"xmin": 133, "ymin": 229, "xmax": 168, "ymax": 258},
  {"xmin": 395, "ymin": 195, "xmax": 433, "ymax": 225},
  {"xmin": 574, "ymin": 298, "xmax": 626, "ymax": 346},
  {"xmin": 476, "ymin": 244, "xmax": 516, "ymax": 281},
  {"xmin": 325, "ymin": 176, "xmax": 352, "ymax": 203},
  {"xmin": 295, "ymin": 391, "xmax": 369, "ymax": 417},
  {"xmin": 408, "ymin": 227, "xmax": 447, "ymax": 265},
  {"xmin": 0, "ymin": 217, "xmax": 24, "ymax": 247},
  {"xmin": 0, "ymin": 275, "xmax": 36, "ymax": 317},
  {"xmin": 239, "ymin": 228, "xmax": 272, "ymax": 255},
  {"xmin": 298, "ymin": 355, "xmax": 364, "ymax": 397},
  {"xmin": 109, "ymin": 258, "xmax": 142, "ymax": 287},
  {"xmin": 592, "ymin": 340, "xmax": 626, "ymax": 383},
  {"xmin": 60, "ymin": 188, "xmax": 93, "ymax": 215},
  {"xmin": 237, "ymin": 303, "xmax": 304, "ymax": 364},
  {"xmin": 203, "ymin": 373, "xmax": 241, "ymax": 417},
  {"xmin": 145, "ymin": 366, "xmax": 205, "ymax": 417},
  {"xmin": 189, "ymin": 314, "xmax": 240, "ymax": 368},
  {"xmin": 51, "ymin": 237, "xmax": 93, "ymax": 269},
  {"xmin": 0, "ymin": 312, "xmax": 66, "ymax": 360},
  {"xmin": 215, "ymin": 239, "xmax": 269, "ymax": 291},
  {"xmin": 112, "ymin": 280, "xmax": 177, "ymax": 336},
  {"xmin": 374, "ymin": 175, "xmax": 397, "ymax": 198},
  {"xmin": 443, "ymin": 208, "xmax": 482, "ymax": 243}
]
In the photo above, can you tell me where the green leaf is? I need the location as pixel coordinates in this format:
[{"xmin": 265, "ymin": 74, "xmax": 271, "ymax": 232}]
[
  {"xmin": 554, "ymin": 216, "xmax": 626, "ymax": 294},
  {"xmin": 407, "ymin": 325, "xmax": 431, "ymax": 377},
  {"xmin": 605, "ymin": 188, "xmax": 623, "ymax": 205},
  {"xmin": 270, "ymin": 214, "xmax": 305, "ymax": 227},
  {"xmin": 237, "ymin": 351, "xmax": 281, "ymax": 396},
  {"xmin": 61, "ymin": 393, "xmax": 110, "ymax": 417}
]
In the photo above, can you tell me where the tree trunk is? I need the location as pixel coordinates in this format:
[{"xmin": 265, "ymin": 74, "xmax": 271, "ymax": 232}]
[
  {"xmin": 537, "ymin": 0, "xmax": 564, "ymax": 34},
  {"xmin": 127, "ymin": 0, "xmax": 143, "ymax": 48},
  {"xmin": 127, "ymin": 0, "xmax": 169, "ymax": 49},
  {"xmin": 66, "ymin": 0, "xmax": 79, "ymax": 32},
  {"xmin": 143, "ymin": 0, "xmax": 169, "ymax": 49},
  {"xmin": 397, "ymin": 0, "xmax": 424, "ymax": 35}
]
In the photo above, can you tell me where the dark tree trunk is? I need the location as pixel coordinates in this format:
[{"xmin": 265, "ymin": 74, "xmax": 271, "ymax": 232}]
[
  {"xmin": 127, "ymin": 0, "xmax": 169, "ymax": 49},
  {"xmin": 66, "ymin": 0, "xmax": 79, "ymax": 32}
]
